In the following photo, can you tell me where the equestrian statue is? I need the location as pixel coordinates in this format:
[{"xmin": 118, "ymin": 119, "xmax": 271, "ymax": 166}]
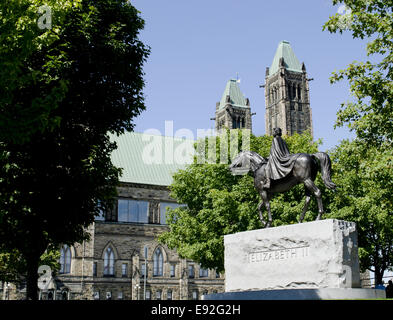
[{"xmin": 229, "ymin": 128, "xmax": 336, "ymax": 228}]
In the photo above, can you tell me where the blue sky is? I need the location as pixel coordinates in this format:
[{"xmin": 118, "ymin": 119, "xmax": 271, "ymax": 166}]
[{"xmin": 131, "ymin": 0, "xmax": 369, "ymax": 151}]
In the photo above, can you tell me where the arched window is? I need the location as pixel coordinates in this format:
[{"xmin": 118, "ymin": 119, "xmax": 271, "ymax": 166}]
[
  {"xmin": 167, "ymin": 289, "xmax": 172, "ymax": 300},
  {"xmin": 297, "ymin": 85, "xmax": 301, "ymax": 99},
  {"xmin": 104, "ymin": 247, "xmax": 115, "ymax": 276},
  {"xmin": 60, "ymin": 245, "xmax": 71, "ymax": 274},
  {"xmin": 153, "ymin": 248, "xmax": 163, "ymax": 276}
]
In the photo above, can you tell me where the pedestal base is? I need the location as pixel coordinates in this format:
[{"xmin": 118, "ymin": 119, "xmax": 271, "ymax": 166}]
[
  {"xmin": 202, "ymin": 288, "xmax": 386, "ymax": 300},
  {"xmin": 224, "ymin": 219, "xmax": 360, "ymax": 291}
]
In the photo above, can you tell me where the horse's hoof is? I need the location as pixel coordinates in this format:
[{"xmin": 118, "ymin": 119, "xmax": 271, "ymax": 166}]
[{"xmin": 265, "ymin": 221, "xmax": 272, "ymax": 228}]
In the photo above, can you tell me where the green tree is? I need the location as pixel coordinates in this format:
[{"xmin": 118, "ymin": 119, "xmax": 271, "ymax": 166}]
[
  {"xmin": 159, "ymin": 131, "xmax": 324, "ymax": 272},
  {"xmin": 0, "ymin": 0, "xmax": 71, "ymax": 144},
  {"xmin": 0, "ymin": 0, "xmax": 149, "ymax": 299},
  {"xmin": 0, "ymin": 248, "xmax": 60, "ymax": 285},
  {"xmin": 324, "ymin": 0, "xmax": 393, "ymax": 285},
  {"xmin": 323, "ymin": 0, "xmax": 393, "ymax": 146},
  {"xmin": 327, "ymin": 139, "xmax": 393, "ymax": 285}
]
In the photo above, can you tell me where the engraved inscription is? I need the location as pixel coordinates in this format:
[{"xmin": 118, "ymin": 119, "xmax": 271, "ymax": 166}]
[{"xmin": 248, "ymin": 246, "xmax": 309, "ymax": 263}]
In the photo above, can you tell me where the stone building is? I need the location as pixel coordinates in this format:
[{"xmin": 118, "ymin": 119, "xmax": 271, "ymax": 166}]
[
  {"xmin": 35, "ymin": 132, "xmax": 224, "ymax": 300},
  {"xmin": 214, "ymin": 79, "xmax": 253, "ymax": 132},
  {"xmin": 264, "ymin": 40, "xmax": 313, "ymax": 137}
]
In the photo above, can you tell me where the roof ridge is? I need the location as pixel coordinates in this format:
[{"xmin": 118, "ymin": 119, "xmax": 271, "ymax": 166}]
[{"xmin": 110, "ymin": 131, "xmax": 195, "ymax": 142}]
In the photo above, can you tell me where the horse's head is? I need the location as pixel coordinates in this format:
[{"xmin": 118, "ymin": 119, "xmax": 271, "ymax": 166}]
[{"xmin": 229, "ymin": 151, "xmax": 267, "ymax": 175}]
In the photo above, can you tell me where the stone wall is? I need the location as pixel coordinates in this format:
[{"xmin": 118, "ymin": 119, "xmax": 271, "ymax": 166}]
[{"xmin": 56, "ymin": 183, "xmax": 225, "ymax": 300}]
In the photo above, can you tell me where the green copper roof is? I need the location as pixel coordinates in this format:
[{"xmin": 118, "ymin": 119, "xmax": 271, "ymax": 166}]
[
  {"xmin": 269, "ymin": 40, "xmax": 302, "ymax": 75},
  {"xmin": 218, "ymin": 79, "xmax": 248, "ymax": 109},
  {"xmin": 110, "ymin": 132, "xmax": 194, "ymax": 186}
]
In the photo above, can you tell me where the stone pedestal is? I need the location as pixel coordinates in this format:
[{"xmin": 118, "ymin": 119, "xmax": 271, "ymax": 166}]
[
  {"xmin": 203, "ymin": 219, "xmax": 385, "ymax": 300},
  {"xmin": 202, "ymin": 288, "xmax": 386, "ymax": 300},
  {"xmin": 225, "ymin": 219, "xmax": 360, "ymax": 292}
]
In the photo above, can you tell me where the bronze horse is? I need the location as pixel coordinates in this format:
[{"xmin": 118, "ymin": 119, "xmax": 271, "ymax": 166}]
[{"xmin": 229, "ymin": 150, "xmax": 336, "ymax": 227}]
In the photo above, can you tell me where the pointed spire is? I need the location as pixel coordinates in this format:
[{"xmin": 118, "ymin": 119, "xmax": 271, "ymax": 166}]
[
  {"xmin": 269, "ymin": 40, "xmax": 302, "ymax": 76},
  {"xmin": 218, "ymin": 79, "xmax": 249, "ymax": 109}
]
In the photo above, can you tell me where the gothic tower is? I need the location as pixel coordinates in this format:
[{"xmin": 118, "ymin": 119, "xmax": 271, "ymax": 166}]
[
  {"xmin": 264, "ymin": 41, "xmax": 313, "ymax": 137},
  {"xmin": 214, "ymin": 79, "xmax": 252, "ymax": 132}
]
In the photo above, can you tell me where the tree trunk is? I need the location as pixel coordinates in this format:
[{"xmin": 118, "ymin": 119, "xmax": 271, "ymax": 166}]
[
  {"xmin": 25, "ymin": 253, "xmax": 40, "ymax": 300},
  {"xmin": 374, "ymin": 268, "xmax": 384, "ymax": 286}
]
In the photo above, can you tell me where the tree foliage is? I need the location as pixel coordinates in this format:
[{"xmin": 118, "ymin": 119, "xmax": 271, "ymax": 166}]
[
  {"xmin": 0, "ymin": 0, "xmax": 149, "ymax": 299},
  {"xmin": 323, "ymin": 0, "xmax": 393, "ymax": 146},
  {"xmin": 159, "ymin": 130, "xmax": 324, "ymax": 272},
  {"xmin": 324, "ymin": 0, "xmax": 393, "ymax": 284},
  {"xmin": 0, "ymin": 0, "xmax": 71, "ymax": 144},
  {"xmin": 327, "ymin": 140, "xmax": 393, "ymax": 284},
  {"xmin": 0, "ymin": 248, "xmax": 60, "ymax": 284}
]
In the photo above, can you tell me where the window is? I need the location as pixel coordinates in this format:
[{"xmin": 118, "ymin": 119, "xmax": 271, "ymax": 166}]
[
  {"xmin": 192, "ymin": 290, "xmax": 198, "ymax": 300},
  {"xmin": 141, "ymin": 263, "xmax": 147, "ymax": 277},
  {"xmin": 60, "ymin": 245, "xmax": 71, "ymax": 274},
  {"xmin": 167, "ymin": 290, "xmax": 172, "ymax": 300},
  {"xmin": 93, "ymin": 262, "xmax": 97, "ymax": 277},
  {"xmin": 153, "ymin": 248, "xmax": 163, "ymax": 276},
  {"xmin": 156, "ymin": 290, "xmax": 162, "ymax": 300},
  {"xmin": 199, "ymin": 265, "xmax": 208, "ymax": 278},
  {"xmin": 118, "ymin": 292, "xmax": 123, "ymax": 300},
  {"xmin": 95, "ymin": 200, "xmax": 105, "ymax": 221},
  {"xmin": 170, "ymin": 264, "xmax": 176, "ymax": 277},
  {"xmin": 297, "ymin": 86, "xmax": 301, "ymax": 99},
  {"xmin": 216, "ymin": 270, "xmax": 220, "ymax": 278},
  {"xmin": 118, "ymin": 199, "xmax": 148, "ymax": 223},
  {"xmin": 145, "ymin": 290, "xmax": 151, "ymax": 300},
  {"xmin": 188, "ymin": 265, "xmax": 195, "ymax": 278},
  {"xmin": 61, "ymin": 290, "xmax": 69, "ymax": 300},
  {"xmin": 160, "ymin": 202, "xmax": 182, "ymax": 224},
  {"xmin": 104, "ymin": 247, "xmax": 115, "ymax": 276},
  {"xmin": 122, "ymin": 263, "xmax": 128, "ymax": 277}
]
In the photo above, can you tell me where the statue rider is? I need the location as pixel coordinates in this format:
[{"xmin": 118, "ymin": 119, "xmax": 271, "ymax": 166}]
[{"xmin": 263, "ymin": 127, "xmax": 298, "ymax": 189}]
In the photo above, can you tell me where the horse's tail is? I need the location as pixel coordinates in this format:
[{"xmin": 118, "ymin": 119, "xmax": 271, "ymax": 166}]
[{"xmin": 312, "ymin": 152, "xmax": 336, "ymax": 190}]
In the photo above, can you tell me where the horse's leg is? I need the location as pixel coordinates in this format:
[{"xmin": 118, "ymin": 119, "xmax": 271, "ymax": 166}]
[
  {"xmin": 264, "ymin": 199, "xmax": 272, "ymax": 228},
  {"xmin": 261, "ymin": 191, "xmax": 272, "ymax": 228},
  {"xmin": 299, "ymin": 185, "xmax": 313, "ymax": 223},
  {"xmin": 299, "ymin": 195, "xmax": 311, "ymax": 223},
  {"xmin": 257, "ymin": 201, "xmax": 266, "ymax": 227},
  {"xmin": 303, "ymin": 178, "xmax": 324, "ymax": 220}
]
